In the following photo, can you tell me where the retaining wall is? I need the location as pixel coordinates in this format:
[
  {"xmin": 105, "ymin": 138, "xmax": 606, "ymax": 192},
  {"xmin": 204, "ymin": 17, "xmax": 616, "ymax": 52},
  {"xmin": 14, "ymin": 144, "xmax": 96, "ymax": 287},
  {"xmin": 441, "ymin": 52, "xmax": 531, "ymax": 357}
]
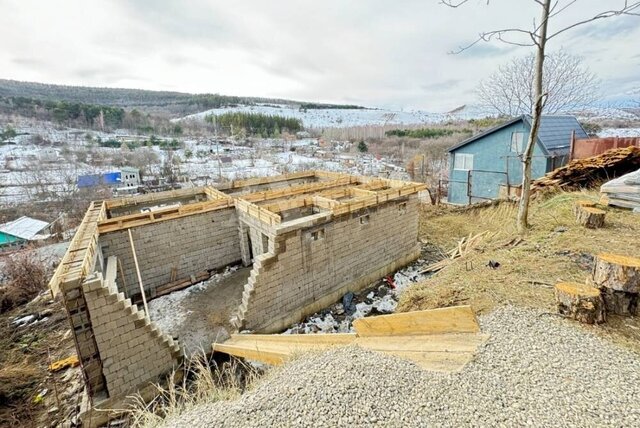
[{"xmin": 99, "ymin": 207, "xmax": 241, "ymax": 298}]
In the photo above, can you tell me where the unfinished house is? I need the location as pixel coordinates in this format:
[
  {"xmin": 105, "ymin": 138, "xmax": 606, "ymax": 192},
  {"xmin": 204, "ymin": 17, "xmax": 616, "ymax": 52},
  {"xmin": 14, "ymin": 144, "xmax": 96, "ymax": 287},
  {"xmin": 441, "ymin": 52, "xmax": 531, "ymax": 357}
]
[{"xmin": 49, "ymin": 171, "xmax": 426, "ymax": 403}]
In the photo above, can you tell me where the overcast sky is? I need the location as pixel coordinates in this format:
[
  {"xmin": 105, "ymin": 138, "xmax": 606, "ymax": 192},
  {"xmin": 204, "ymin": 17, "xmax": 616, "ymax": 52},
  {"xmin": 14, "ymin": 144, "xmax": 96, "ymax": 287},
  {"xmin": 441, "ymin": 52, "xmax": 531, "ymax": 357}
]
[{"xmin": 0, "ymin": 0, "xmax": 638, "ymax": 111}]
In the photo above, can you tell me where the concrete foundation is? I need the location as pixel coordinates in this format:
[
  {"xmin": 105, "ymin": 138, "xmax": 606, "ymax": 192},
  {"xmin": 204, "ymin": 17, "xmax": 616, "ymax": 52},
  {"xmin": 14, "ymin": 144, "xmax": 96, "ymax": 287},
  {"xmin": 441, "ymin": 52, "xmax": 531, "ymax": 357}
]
[{"xmin": 49, "ymin": 171, "xmax": 426, "ymax": 402}]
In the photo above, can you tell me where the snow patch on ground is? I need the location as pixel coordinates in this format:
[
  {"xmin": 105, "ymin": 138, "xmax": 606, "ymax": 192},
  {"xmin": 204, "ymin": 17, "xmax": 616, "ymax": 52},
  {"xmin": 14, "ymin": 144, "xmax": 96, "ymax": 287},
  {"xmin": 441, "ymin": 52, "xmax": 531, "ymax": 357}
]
[{"xmin": 148, "ymin": 265, "xmax": 239, "ymax": 337}]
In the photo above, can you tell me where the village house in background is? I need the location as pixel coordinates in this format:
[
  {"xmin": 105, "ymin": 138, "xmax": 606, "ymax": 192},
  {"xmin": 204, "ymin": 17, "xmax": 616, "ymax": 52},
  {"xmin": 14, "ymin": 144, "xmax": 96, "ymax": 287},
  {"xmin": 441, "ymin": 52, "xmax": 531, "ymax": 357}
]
[
  {"xmin": 447, "ymin": 115, "xmax": 587, "ymax": 205},
  {"xmin": 77, "ymin": 167, "xmax": 141, "ymax": 195},
  {"xmin": 0, "ymin": 215, "xmax": 54, "ymax": 248}
]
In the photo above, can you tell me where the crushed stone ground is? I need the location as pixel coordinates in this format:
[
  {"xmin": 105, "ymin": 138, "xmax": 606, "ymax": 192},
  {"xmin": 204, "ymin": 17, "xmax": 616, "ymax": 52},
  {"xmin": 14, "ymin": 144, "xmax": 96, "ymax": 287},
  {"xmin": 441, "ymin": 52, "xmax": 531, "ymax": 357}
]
[{"xmin": 164, "ymin": 306, "xmax": 640, "ymax": 427}]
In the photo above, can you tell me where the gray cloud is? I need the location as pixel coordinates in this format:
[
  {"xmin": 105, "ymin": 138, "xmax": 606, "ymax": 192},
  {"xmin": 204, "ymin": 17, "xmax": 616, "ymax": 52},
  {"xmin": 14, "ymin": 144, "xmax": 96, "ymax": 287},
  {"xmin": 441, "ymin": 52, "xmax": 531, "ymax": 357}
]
[{"xmin": 0, "ymin": 0, "xmax": 638, "ymax": 110}]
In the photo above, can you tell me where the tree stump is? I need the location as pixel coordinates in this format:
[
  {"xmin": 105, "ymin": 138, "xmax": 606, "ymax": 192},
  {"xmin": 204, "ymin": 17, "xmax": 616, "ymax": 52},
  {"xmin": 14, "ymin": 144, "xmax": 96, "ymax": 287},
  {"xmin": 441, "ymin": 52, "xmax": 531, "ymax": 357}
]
[
  {"xmin": 572, "ymin": 200, "xmax": 597, "ymax": 217},
  {"xmin": 589, "ymin": 253, "xmax": 640, "ymax": 316},
  {"xmin": 591, "ymin": 253, "xmax": 640, "ymax": 293},
  {"xmin": 600, "ymin": 288, "xmax": 638, "ymax": 316},
  {"xmin": 555, "ymin": 282, "xmax": 606, "ymax": 324},
  {"xmin": 575, "ymin": 206, "xmax": 606, "ymax": 229}
]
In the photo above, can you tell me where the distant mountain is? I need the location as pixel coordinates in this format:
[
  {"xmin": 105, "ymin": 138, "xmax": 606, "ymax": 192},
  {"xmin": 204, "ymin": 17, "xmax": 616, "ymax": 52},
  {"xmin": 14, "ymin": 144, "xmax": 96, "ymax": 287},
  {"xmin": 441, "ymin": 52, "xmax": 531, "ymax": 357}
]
[{"xmin": 0, "ymin": 79, "xmax": 365, "ymax": 117}]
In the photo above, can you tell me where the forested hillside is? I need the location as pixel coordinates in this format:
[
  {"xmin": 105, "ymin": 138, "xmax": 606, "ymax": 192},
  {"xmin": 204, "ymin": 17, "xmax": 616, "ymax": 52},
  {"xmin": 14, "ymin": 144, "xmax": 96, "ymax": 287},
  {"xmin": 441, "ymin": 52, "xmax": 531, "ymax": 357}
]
[{"xmin": 0, "ymin": 79, "xmax": 363, "ymax": 117}]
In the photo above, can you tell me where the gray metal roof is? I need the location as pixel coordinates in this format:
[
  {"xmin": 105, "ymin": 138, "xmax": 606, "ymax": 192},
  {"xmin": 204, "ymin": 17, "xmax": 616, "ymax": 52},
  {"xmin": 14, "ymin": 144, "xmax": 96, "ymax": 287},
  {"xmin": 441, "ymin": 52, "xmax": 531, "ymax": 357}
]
[
  {"xmin": 448, "ymin": 115, "xmax": 588, "ymax": 155},
  {"xmin": 0, "ymin": 216, "xmax": 50, "ymax": 240},
  {"xmin": 523, "ymin": 115, "xmax": 588, "ymax": 152}
]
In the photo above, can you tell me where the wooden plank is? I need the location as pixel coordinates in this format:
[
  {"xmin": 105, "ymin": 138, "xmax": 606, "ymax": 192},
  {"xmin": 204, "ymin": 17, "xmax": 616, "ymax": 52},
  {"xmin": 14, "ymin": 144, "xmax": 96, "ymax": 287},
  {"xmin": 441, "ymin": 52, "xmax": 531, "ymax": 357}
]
[
  {"xmin": 352, "ymin": 306, "xmax": 480, "ymax": 336},
  {"xmin": 212, "ymin": 343, "xmax": 289, "ymax": 365},
  {"xmin": 354, "ymin": 333, "xmax": 490, "ymax": 353},
  {"xmin": 228, "ymin": 333, "xmax": 356, "ymax": 345}
]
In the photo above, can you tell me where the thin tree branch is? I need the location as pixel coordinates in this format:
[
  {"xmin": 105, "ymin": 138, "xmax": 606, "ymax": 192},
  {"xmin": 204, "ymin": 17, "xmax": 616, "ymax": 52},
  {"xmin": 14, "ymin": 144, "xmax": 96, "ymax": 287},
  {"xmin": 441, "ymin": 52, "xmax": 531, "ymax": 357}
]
[{"xmin": 548, "ymin": 1, "xmax": 640, "ymax": 40}]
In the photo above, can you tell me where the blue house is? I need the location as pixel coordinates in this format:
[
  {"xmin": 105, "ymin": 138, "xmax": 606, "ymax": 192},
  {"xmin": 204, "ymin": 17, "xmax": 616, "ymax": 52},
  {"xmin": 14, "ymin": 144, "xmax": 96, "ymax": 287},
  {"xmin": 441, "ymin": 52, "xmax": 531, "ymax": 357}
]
[{"xmin": 447, "ymin": 115, "xmax": 587, "ymax": 205}]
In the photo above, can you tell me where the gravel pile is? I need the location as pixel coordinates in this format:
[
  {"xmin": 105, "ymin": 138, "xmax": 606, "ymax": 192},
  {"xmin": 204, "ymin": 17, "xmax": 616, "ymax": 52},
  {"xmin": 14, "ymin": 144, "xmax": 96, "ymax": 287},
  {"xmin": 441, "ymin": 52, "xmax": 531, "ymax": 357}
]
[{"xmin": 165, "ymin": 306, "xmax": 640, "ymax": 427}]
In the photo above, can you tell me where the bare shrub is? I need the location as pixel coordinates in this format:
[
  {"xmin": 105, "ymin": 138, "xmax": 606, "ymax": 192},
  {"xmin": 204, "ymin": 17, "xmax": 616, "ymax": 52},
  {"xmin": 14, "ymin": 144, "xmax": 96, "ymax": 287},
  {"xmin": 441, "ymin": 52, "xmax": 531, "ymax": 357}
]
[{"xmin": 0, "ymin": 251, "xmax": 51, "ymax": 313}]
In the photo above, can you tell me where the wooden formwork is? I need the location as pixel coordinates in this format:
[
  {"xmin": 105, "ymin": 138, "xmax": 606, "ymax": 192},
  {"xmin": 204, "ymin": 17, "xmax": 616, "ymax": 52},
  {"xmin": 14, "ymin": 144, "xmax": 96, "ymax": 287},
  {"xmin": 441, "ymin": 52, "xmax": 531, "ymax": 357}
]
[
  {"xmin": 105, "ymin": 186, "xmax": 215, "ymax": 210},
  {"xmin": 97, "ymin": 198, "xmax": 234, "ymax": 234}
]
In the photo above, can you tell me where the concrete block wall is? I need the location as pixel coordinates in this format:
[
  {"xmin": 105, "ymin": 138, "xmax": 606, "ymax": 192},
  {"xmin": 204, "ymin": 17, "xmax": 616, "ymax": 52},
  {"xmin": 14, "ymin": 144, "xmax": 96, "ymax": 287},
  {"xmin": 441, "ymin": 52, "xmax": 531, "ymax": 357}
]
[
  {"xmin": 99, "ymin": 207, "xmax": 242, "ymax": 298},
  {"xmin": 83, "ymin": 274, "xmax": 180, "ymax": 398},
  {"xmin": 239, "ymin": 196, "xmax": 420, "ymax": 332}
]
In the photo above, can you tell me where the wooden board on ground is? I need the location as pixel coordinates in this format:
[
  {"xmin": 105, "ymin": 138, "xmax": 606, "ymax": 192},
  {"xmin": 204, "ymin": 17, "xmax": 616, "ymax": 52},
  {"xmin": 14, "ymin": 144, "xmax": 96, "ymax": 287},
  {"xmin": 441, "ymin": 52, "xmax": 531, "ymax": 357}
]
[
  {"xmin": 212, "ymin": 305, "xmax": 488, "ymax": 373},
  {"xmin": 352, "ymin": 305, "xmax": 480, "ymax": 336}
]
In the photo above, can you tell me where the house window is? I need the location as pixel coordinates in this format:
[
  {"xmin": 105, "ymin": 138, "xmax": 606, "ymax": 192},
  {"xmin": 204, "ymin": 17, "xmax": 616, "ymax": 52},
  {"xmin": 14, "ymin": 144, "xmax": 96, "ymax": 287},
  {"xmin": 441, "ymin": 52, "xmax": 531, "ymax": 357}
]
[
  {"xmin": 359, "ymin": 214, "xmax": 370, "ymax": 225},
  {"xmin": 511, "ymin": 132, "xmax": 525, "ymax": 154},
  {"xmin": 453, "ymin": 153, "xmax": 473, "ymax": 170},
  {"xmin": 398, "ymin": 202, "xmax": 407, "ymax": 215}
]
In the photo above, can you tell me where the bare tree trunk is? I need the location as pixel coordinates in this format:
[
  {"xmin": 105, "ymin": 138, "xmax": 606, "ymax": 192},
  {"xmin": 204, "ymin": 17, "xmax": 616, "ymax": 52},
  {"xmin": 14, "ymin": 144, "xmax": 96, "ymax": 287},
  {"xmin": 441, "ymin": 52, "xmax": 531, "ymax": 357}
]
[{"xmin": 517, "ymin": 0, "xmax": 550, "ymax": 234}]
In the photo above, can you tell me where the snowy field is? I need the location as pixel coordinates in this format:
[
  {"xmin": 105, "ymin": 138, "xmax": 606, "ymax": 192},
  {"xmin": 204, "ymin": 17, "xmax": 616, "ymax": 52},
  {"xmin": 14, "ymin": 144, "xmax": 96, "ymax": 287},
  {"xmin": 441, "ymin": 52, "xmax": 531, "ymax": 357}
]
[{"xmin": 178, "ymin": 103, "xmax": 639, "ymax": 129}]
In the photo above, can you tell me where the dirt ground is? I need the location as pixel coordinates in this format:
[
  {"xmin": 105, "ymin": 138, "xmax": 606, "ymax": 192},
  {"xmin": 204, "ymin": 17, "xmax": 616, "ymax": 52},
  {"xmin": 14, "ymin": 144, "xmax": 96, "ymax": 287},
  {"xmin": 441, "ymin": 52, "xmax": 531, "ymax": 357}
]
[
  {"xmin": 148, "ymin": 266, "xmax": 251, "ymax": 354},
  {"xmin": 398, "ymin": 191, "xmax": 640, "ymax": 353}
]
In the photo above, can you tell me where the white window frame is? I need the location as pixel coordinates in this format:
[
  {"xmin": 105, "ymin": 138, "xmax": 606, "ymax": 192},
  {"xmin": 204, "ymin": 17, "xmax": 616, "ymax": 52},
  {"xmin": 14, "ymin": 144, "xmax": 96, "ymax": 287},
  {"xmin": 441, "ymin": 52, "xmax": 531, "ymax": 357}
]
[
  {"xmin": 453, "ymin": 153, "xmax": 473, "ymax": 171},
  {"xmin": 511, "ymin": 132, "xmax": 525, "ymax": 154}
]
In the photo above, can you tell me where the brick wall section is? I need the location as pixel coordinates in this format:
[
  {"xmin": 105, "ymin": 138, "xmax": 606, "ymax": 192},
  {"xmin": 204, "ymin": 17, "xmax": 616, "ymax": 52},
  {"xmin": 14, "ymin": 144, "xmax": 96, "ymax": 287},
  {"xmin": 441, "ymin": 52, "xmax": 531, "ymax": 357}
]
[
  {"xmin": 239, "ymin": 196, "xmax": 420, "ymax": 332},
  {"xmin": 99, "ymin": 207, "xmax": 241, "ymax": 297},
  {"xmin": 83, "ymin": 274, "xmax": 180, "ymax": 397}
]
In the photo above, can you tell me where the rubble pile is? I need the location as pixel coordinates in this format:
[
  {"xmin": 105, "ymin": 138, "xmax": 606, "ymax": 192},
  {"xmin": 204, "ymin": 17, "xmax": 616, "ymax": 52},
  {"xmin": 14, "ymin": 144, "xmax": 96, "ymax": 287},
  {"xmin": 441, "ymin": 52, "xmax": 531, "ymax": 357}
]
[{"xmin": 284, "ymin": 263, "xmax": 427, "ymax": 334}]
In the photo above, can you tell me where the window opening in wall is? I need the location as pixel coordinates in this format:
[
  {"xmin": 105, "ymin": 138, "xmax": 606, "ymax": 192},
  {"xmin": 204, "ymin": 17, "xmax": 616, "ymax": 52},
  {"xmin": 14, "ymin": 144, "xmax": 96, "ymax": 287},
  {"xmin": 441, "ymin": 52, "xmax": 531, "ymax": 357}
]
[
  {"xmin": 511, "ymin": 132, "xmax": 525, "ymax": 154},
  {"xmin": 453, "ymin": 153, "xmax": 473, "ymax": 170},
  {"xmin": 311, "ymin": 228, "xmax": 325, "ymax": 241},
  {"xmin": 398, "ymin": 202, "xmax": 407, "ymax": 214},
  {"xmin": 261, "ymin": 233, "xmax": 269, "ymax": 253},
  {"xmin": 359, "ymin": 214, "xmax": 370, "ymax": 225}
]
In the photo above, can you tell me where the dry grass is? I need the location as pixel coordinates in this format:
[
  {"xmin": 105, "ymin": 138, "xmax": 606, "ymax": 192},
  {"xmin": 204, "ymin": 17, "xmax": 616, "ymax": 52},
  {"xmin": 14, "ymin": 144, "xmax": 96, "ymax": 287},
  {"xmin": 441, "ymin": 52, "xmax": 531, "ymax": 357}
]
[
  {"xmin": 399, "ymin": 191, "xmax": 640, "ymax": 351},
  {"xmin": 126, "ymin": 353, "xmax": 260, "ymax": 428}
]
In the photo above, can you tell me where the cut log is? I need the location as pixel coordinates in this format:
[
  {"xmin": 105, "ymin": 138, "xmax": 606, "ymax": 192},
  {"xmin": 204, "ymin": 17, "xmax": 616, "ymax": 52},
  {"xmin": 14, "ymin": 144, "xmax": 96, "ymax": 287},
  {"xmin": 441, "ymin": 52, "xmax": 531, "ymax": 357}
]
[
  {"xmin": 600, "ymin": 288, "xmax": 638, "ymax": 316},
  {"xmin": 555, "ymin": 282, "xmax": 605, "ymax": 324},
  {"xmin": 575, "ymin": 206, "xmax": 606, "ymax": 229},
  {"xmin": 590, "ymin": 253, "xmax": 640, "ymax": 293}
]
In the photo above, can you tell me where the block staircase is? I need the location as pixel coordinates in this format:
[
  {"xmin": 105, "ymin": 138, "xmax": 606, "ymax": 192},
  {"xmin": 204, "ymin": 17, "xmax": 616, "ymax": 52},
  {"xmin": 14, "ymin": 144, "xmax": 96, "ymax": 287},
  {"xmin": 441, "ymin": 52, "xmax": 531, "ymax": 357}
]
[{"xmin": 230, "ymin": 253, "xmax": 268, "ymax": 330}]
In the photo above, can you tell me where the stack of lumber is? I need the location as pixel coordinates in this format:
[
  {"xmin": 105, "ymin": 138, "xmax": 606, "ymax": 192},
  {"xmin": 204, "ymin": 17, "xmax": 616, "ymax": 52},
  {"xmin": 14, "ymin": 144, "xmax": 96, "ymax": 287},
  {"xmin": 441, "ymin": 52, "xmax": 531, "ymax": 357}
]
[
  {"xmin": 420, "ymin": 232, "xmax": 489, "ymax": 274},
  {"xmin": 213, "ymin": 305, "xmax": 490, "ymax": 373},
  {"xmin": 600, "ymin": 168, "xmax": 640, "ymax": 209},
  {"xmin": 532, "ymin": 146, "xmax": 640, "ymax": 192}
]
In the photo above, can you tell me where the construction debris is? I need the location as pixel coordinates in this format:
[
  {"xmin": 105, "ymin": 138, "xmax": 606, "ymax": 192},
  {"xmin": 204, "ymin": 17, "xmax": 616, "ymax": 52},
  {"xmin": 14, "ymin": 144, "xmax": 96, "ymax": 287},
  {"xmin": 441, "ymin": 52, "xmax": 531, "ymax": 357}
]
[
  {"xmin": 213, "ymin": 305, "xmax": 489, "ymax": 373},
  {"xmin": 48, "ymin": 355, "xmax": 80, "ymax": 372},
  {"xmin": 420, "ymin": 231, "xmax": 489, "ymax": 274},
  {"xmin": 600, "ymin": 168, "xmax": 640, "ymax": 209},
  {"xmin": 532, "ymin": 146, "xmax": 640, "ymax": 192}
]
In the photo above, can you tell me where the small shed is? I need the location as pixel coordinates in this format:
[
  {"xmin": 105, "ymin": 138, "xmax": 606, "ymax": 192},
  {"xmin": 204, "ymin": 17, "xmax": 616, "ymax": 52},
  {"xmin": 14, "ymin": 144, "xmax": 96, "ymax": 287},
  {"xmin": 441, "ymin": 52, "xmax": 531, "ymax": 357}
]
[
  {"xmin": 447, "ymin": 115, "xmax": 587, "ymax": 205},
  {"xmin": 0, "ymin": 216, "xmax": 51, "ymax": 247}
]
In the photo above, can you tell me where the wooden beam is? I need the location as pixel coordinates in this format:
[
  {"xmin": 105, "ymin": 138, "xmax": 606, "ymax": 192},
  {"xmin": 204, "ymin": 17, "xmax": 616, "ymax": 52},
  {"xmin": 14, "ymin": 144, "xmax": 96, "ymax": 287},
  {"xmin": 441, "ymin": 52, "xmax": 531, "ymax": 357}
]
[
  {"xmin": 241, "ymin": 177, "xmax": 357, "ymax": 203},
  {"xmin": 105, "ymin": 186, "xmax": 212, "ymax": 209},
  {"xmin": 98, "ymin": 199, "xmax": 234, "ymax": 234}
]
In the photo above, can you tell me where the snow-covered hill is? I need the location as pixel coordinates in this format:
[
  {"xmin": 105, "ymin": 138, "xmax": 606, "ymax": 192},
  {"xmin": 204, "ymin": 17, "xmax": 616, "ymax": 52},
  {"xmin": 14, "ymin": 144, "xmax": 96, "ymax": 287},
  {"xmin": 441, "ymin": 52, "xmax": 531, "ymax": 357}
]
[
  {"xmin": 176, "ymin": 103, "xmax": 638, "ymax": 129},
  {"xmin": 176, "ymin": 103, "xmax": 488, "ymax": 129}
]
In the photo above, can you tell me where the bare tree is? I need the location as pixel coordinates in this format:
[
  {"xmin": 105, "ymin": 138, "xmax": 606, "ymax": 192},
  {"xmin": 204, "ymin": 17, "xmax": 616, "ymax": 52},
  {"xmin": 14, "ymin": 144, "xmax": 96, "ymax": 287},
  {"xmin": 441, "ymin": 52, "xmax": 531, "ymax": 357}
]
[
  {"xmin": 443, "ymin": 0, "xmax": 640, "ymax": 233},
  {"xmin": 478, "ymin": 50, "xmax": 599, "ymax": 116}
]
